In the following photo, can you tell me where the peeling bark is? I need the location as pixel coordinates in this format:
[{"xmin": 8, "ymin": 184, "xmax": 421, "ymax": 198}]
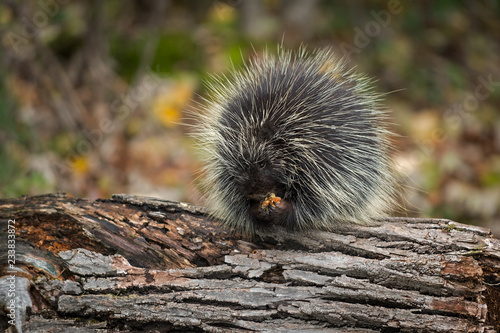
[{"xmin": 0, "ymin": 193, "xmax": 499, "ymax": 332}]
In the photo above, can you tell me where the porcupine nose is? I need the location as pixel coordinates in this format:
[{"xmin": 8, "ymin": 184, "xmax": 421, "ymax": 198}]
[
  {"xmin": 237, "ymin": 174, "xmax": 273, "ymax": 200},
  {"xmin": 239, "ymin": 182, "xmax": 265, "ymax": 199}
]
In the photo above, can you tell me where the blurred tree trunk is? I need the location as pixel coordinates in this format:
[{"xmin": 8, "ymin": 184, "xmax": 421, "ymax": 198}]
[{"xmin": 0, "ymin": 193, "xmax": 499, "ymax": 332}]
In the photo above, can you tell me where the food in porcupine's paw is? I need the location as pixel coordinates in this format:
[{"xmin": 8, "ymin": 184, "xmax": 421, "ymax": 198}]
[
  {"xmin": 194, "ymin": 46, "xmax": 398, "ymax": 236},
  {"xmin": 261, "ymin": 193, "xmax": 282, "ymax": 214}
]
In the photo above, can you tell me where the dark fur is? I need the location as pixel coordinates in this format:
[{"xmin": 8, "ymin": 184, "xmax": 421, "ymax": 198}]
[{"xmin": 198, "ymin": 48, "xmax": 396, "ymax": 235}]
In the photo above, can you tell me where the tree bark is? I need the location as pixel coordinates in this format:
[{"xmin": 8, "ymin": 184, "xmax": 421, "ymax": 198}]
[{"xmin": 1, "ymin": 193, "xmax": 499, "ymax": 332}]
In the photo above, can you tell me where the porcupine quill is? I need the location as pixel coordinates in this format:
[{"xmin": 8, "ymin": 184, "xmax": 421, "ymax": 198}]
[{"xmin": 194, "ymin": 47, "xmax": 398, "ymax": 236}]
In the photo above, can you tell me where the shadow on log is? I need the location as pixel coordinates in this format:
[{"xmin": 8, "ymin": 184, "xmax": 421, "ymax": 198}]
[{"xmin": 1, "ymin": 193, "xmax": 499, "ymax": 332}]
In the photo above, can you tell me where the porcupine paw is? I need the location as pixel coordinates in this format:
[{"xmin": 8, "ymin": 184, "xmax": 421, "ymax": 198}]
[{"xmin": 261, "ymin": 193, "xmax": 282, "ymax": 214}]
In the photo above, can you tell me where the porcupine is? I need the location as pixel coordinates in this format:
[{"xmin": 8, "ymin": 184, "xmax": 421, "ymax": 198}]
[{"xmin": 195, "ymin": 47, "xmax": 397, "ymax": 236}]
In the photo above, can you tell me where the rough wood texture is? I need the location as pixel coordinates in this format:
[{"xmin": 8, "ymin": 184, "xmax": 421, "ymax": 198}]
[{"xmin": 0, "ymin": 193, "xmax": 499, "ymax": 332}]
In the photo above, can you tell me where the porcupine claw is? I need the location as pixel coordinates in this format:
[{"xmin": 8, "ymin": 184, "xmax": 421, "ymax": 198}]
[{"xmin": 261, "ymin": 193, "xmax": 282, "ymax": 214}]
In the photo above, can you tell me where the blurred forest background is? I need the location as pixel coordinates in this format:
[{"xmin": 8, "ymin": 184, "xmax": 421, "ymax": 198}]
[{"xmin": 1, "ymin": 0, "xmax": 499, "ymax": 236}]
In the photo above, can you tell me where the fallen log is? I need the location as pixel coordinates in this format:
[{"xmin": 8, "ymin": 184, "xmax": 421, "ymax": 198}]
[{"xmin": 0, "ymin": 193, "xmax": 499, "ymax": 332}]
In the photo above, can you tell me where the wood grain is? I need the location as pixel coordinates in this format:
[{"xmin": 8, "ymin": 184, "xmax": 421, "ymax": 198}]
[{"xmin": 0, "ymin": 193, "xmax": 499, "ymax": 332}]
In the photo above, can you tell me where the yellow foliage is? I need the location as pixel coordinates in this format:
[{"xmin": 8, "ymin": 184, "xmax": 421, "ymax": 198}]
[
  {"xmin": 152, "ymin": 80, "xmax": 194, "ymax": 128},
  {"xmin": 71, "ymin": 156, "xmax": 89, "ymax": 175},
  {"xmin": 209, "ymin": 2, "xmax": 236, "ymax": 23}
]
